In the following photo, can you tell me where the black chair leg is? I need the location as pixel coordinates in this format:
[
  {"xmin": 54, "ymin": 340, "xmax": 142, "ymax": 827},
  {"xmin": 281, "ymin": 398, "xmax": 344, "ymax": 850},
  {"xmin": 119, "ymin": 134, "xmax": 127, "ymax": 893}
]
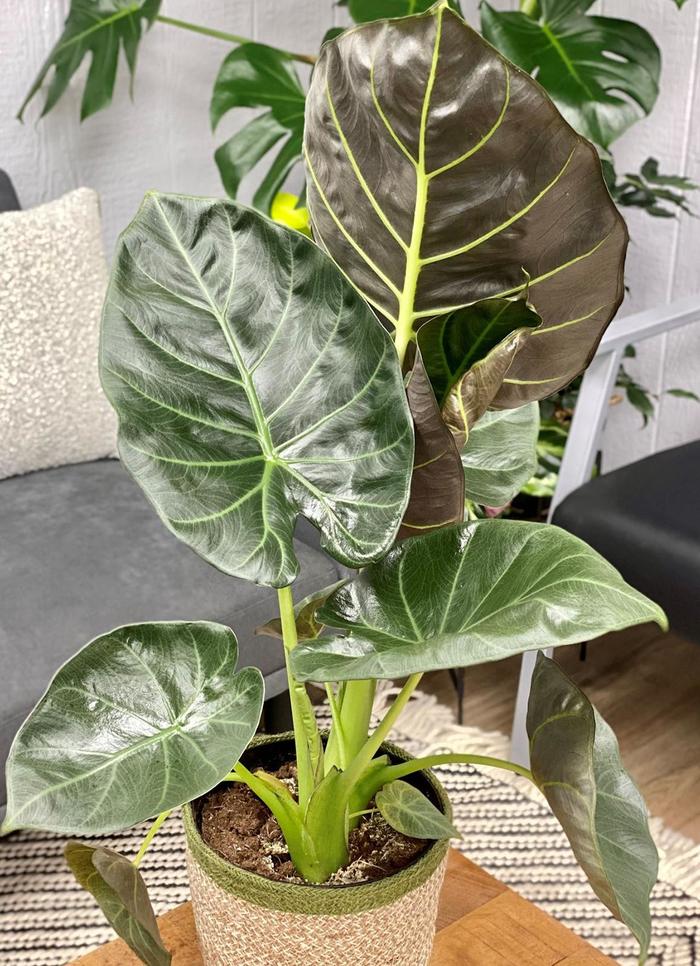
[
  {"xmin": 448, "ymin": 667, "xmax": 465, "ymax": 725},
  {"xmin": 579, "ymin": 642, "xmax": 588, "ymax": 662}
]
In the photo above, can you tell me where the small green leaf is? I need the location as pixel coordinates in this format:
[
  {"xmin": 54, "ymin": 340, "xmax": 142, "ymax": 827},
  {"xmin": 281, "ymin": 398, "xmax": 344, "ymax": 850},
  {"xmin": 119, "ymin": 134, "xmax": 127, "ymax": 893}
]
[
  {"xmin": 481, "ymin": 1, "xmax": 660, "ymax": 150},
  {"xmin": 102, "ymin": 193, "xmax": 414, "ymax": 586},
  {"xmin": 626, "ymin": 385, "xmax": 655, "ymax": 426},
  {"xmin": 291, "ymin": 520, "xmax": 667, "ymax": 682},
  {"xmin": 376, "ymin": 780, "xmax": 458, "ymax": 840},
  {"xmin": 2, "ymin": 622, "xmax": 263, "ymax": 835},
  {"xmin": 418, "ymin": 297, "xmax": 543, "ymax": 409},
  {"xmin": 255, "ymin": 580, "xmax": 348, "ymax": 640},
  {"xmin": 666, "ymin": 387, "xmax": 700, "ymax": 401},
  {"xmin": 18, "ymin": 0, "xmax": 161, "ymax": 121},
  {"xmin": 460, "ymin": 404, "xmax": 540, "ymax": 507},
  {"xmin": 528, "ymin": 654, "xmax": 658, "ymax": 962},
  {"xmin": 65, "ymin": 842, "xmax": 170, "ymax": 966}
]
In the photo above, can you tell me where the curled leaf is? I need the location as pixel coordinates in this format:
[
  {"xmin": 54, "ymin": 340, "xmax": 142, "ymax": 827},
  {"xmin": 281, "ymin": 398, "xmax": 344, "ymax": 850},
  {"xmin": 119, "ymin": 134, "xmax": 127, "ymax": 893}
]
[{"xmin": 65, "ymin": 842, "xmax": 170, "ymax": 966}]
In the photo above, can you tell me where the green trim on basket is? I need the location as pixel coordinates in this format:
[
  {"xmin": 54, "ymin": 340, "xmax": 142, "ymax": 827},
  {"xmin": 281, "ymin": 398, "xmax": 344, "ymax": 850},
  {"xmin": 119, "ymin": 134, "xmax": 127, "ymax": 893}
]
[{"xmin": 183, "ymin": 733, "xmax": 451, "ymax": 916}]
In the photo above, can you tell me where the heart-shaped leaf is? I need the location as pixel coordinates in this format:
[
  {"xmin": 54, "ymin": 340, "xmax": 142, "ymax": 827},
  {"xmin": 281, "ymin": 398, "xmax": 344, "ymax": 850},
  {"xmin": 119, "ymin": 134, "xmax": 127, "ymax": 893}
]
[
  {"xmin": 481, "ymin": 1, "xmax": 660, "ymax": 151},
  {"xmin": 18, "ymin": 0, "xmax": 161, "ymax": 121},
  {"xmin": 2, "ymin": 622, "xmax": 263, "ymax": 835},
  {"xmin": 528, "ymin": 654, "xmax": 658, "ymax": 962},
  {"xmin": 398, "ymin": 347, "xmax": 464, "ymax": 539},
  {"xmin": 304, "ymin": 3, "xmax": 627, "ymax": 407},
  {"xmin": 291, "ymin": 521, "xmax": 667, "ymax": 682},
  {"xmin": 345, "ymin": 0, "xmax": 437, "ymax": 21},
  {"xmin": 460, "ymin": 404, "xmax": 539, "ymax": 507},
  {"xmin": 255, "ymin": 580, "xmax": 348, "ymax": 641},
  {"xmin": 101, "ymin": 192, "xmax": 413, "ymax": 587},
  {"xmin": 376, "ymin": 780, "xmax": 458, "ymax": 840},
  {"xmin": 65, "ymin": 842, "xmax": 170, "ymax": 966},
  {"xmin": 417, "ymin": 296, "xmax": 542, "ymax": 408},
  {"xmin": 211, "ymin": 43, "xmax": 306, "ymax": 211}
]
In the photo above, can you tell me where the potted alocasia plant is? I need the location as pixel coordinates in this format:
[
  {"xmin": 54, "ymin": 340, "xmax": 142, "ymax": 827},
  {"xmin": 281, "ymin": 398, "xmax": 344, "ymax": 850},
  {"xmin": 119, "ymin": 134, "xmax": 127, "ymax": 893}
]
[{"xmin": 2, "ymin": 4, "xmax": 666, "ymax": 964}]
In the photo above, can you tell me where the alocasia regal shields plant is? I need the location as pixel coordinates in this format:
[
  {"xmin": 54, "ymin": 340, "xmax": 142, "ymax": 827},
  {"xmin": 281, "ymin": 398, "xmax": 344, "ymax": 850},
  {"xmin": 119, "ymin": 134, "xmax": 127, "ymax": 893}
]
[{"xmin": 4, "ymin": 4, "xmax": 669, "ymax": 963}]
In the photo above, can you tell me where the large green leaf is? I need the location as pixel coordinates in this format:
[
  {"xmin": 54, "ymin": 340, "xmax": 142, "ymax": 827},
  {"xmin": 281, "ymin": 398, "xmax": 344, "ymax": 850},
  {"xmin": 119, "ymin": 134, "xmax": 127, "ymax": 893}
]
[
  {"xmin": 65, "ymin": 842, "xmax": 170, "ymax": 966},
  {"xmin": 528, "ymin": 654, "xmax": 658, "ymax": 962},
  {"xmin": 2, "ymin": 622, "xmax": 263, "ymax": 835},
  {"xmin": 101, "ymin": 192, "xmax": 413, "ymax": 587},
  {"xmin": 461, "ymin": 404, "xmax": 540, "ymax": 507},
  {"xmin": 18, "ymin": 0, "xmax": 161, "ymax": 121},
  {"xmin": 376, "ymin": 780, "xmax": 459, "ymax": 839},
  {"xmin": 480, "ymin": 1, "xmax": 660, "ymax": 151},
  {"xmin": 304, "ymin": 3, "xmax": 627, "ymax": 408},
  {"xmin": 291, "ymin": 520, "xmax": 666, "ymax": 682},
  {"xmin": 211, "ymin": 43, "xmax": 306, "ymax": 211},
  {"xmin": 398, "ymin": 346, "xmax": 464, "ymax": 539}
]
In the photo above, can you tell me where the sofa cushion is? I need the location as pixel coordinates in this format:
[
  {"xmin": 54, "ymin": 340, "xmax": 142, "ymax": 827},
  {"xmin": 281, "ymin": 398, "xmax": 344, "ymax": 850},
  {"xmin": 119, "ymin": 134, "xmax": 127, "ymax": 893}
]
[
  {"xmin": 0, "ymin": 459, "xmax": 346, "ymax": 808},
  {"xmin": 0, "ymin": 187, "xmax": 117, "ymax": 480}
]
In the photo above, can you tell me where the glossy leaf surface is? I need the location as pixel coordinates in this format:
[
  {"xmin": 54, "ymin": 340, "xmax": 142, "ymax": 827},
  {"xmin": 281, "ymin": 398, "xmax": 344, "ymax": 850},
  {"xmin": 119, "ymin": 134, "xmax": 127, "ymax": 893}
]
[
  {"xmin": 65, "ymin": 842, "xmax": 170, "ymax": 966},
  {"xmin": 528, "ymin": 654, "xmax": 658, "ymax": 961},
  {"xmin": 460, "ymin": 404, "xmax": 539, "ymax": 506},
  {"xmin": 398, "ymin": 347, "xmax": 464, "ymax": 539},
  {"xmin": 102, "ymin": 192, "xmax": 413, "ymax": 586},
  {"xmin": 481, "ymin": 1, "xmax": 660, "ymax": 151},
  {"xmin": 211, "ymin": 44, "xmax": 306, "ymax": 211},
  {"xmin": 304, "ymin": 3, "xmax": 627, "ymax": 407},
  {"xmin": 18, "ymin": 0, "xmax": 161, "ymax": 121},
  {"xmin": 417, "ymin": 297, "xmax": 542, "ymax": 408},
  {"xmin": 376, "ymin": 780, "xmax": 458, "ymax": 840},
  {"xmin": 292, "ymin": 521, "xmax": 666, "ymax": 682},
  {"xmin": 2, "ymin": 622, "xmax": 263, "ymax": 835}
]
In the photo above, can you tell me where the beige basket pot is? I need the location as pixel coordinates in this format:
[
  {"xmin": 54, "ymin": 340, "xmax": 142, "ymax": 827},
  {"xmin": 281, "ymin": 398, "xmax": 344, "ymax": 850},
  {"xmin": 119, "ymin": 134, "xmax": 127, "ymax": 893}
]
[{"xmin": 183, "ymin": 734, "xmax": 451, "ymax": 966}]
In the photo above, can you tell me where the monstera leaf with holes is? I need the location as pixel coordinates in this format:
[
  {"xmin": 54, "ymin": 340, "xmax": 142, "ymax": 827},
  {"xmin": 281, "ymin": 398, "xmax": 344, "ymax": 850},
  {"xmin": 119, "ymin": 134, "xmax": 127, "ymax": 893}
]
[
  {"xmin": 101, "ymin": 192, "xmax": 413, "ymax": 587},
  {"xmin": 481, "ymin": 1, "xmax": 660, "ymax": 150},
  {"xmin": 528, "ymin": 654, "xmax": 658, "ymax": 961},
  {"xmin": 304, "ymin": 2, "xmax": 628, "ymax": 410},
  {"xmin": 211, "ymin": 44, "xmax": 307, "ymax": 213},
  {"xmin": 18, "ymin": 0, "xmax": 161, "ymax": 121},
  {"xmin": 291, "ymin": 521, "xmax": 667, "ymax": 682},
  {"xmin": 2, "ymin": 623, "xmax": 263, "ymax": 836}
]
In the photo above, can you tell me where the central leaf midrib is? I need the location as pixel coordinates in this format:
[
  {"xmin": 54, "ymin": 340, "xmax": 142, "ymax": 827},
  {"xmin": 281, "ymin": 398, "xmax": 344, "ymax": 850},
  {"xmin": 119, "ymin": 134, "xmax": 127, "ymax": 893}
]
[{"xmin": 151, "ymin": 196, "xmax": 276, "ymax": 460}]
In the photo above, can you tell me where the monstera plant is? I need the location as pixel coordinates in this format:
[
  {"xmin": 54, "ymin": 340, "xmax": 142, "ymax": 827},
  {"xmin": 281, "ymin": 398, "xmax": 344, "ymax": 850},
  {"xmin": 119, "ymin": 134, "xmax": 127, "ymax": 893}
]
[{"xmin": 5, "ymin": 4, "xmax": 666, "ymax": 964}]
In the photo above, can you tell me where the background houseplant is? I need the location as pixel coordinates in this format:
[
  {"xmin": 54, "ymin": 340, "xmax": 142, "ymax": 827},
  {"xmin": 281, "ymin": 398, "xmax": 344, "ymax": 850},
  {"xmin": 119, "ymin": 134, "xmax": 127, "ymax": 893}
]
[
  {"xmin": 16, "ymin": 0, "xmax": 699, "ymax": 512},
  {"xmin": 2, "ymin": 5, "xmax": 669, "ymax": 965}
]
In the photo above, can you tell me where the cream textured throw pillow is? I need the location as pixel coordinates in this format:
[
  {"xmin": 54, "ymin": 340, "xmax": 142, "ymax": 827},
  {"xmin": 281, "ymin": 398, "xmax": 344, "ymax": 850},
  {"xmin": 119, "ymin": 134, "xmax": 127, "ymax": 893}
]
[{"xmin": 0, "ymin": 187, "xmax": 117, "ymax": 479}]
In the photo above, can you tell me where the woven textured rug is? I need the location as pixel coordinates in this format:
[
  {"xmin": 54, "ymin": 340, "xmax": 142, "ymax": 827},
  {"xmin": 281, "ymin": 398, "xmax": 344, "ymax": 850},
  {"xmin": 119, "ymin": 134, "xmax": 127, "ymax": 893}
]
[{"xmin": 2, "ymin": 687, "xmax": 699, "ymax": 965}]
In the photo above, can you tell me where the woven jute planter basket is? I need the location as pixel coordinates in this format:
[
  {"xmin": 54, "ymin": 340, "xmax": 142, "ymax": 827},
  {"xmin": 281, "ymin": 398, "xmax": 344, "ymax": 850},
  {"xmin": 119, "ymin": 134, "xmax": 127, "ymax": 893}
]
[{"xmin": 183, "ymin": 733, "xmax": 451, "ymax": 966}]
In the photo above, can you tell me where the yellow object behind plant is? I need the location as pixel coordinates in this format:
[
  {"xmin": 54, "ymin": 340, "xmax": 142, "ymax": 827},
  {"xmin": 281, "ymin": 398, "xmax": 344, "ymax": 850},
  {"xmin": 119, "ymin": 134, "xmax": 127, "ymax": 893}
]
[{"xmin": 271, "ymin": 192, "xmax": 311, "ymax": 236}]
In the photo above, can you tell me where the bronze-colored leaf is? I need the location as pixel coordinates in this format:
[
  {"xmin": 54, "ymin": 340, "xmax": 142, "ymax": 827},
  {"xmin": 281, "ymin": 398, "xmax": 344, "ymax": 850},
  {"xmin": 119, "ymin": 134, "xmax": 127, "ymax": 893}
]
[
  {"xmin": 398, "ymin": 345, "xmax": 464, "ymax": 539},
  {"xmin": 255, "ymin": 580, "xmax": 348, "ymax": 641},
  {"xmin": 442, "ymin": 328, "xmax": 534, "ymax": 448},
  {"xmin": 304, "ymin": 2, "xmax": 627, "ymax": 405}
]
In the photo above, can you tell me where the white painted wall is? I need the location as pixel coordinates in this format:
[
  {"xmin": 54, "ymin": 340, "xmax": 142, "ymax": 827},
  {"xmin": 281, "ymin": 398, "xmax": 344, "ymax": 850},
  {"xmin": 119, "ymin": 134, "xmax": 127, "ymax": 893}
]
[{"xmin": 1, "ymin": 0, "xmax": 699, "ymax": 465}]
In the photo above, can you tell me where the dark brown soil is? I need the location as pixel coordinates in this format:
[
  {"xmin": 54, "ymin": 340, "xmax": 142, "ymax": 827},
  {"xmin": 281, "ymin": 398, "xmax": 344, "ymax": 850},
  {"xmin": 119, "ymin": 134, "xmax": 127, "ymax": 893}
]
[{"xmin": 200, "ymin": 761, "xmax": 428, "ymax": 885}]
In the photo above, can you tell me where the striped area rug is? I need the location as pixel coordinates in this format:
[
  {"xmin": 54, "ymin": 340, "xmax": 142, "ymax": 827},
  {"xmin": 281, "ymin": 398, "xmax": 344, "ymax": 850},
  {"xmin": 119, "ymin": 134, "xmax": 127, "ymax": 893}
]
[{"xmin": 1, "ymin": 689, "xmax": 699, "ymax": 965}]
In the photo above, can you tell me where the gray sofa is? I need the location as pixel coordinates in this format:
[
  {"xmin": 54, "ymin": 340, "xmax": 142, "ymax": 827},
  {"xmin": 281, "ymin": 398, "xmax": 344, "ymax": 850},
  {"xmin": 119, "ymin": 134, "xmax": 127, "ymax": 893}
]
[{"xmin": 0, "ymin": 173, "xmax": 345, "ymax": 817}]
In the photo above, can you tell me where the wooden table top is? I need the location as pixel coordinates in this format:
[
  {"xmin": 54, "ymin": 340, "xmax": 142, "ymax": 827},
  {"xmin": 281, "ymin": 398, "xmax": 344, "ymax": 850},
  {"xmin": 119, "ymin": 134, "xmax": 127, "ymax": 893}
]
[{"xmin": 72, "ymin": 850, "xmax": 614, "ymax": 965}]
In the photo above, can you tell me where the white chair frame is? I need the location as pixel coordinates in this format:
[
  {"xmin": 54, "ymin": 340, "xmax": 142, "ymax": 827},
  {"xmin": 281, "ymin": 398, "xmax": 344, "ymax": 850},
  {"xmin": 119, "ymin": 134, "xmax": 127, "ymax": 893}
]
[{"xmin": 509, "ymin": 295, "xmax": 700, "ymax": 765}]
